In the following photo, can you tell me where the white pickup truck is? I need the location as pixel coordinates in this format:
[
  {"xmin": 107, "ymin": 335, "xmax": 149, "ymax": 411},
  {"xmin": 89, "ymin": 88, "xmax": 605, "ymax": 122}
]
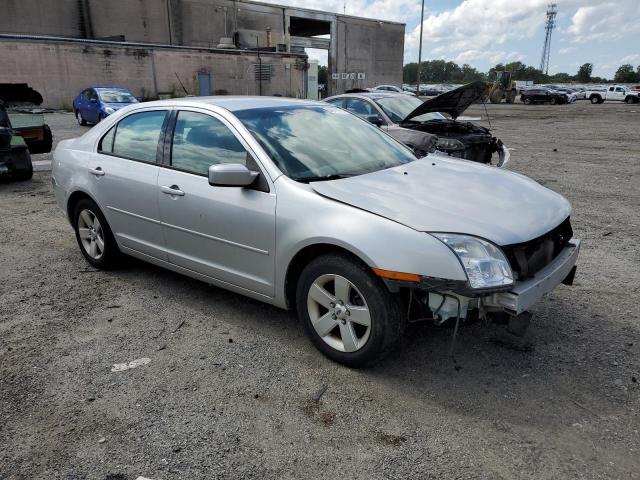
[{"xmin": 586, "ymin": 85, "xmax": 640, "ymax": 104}]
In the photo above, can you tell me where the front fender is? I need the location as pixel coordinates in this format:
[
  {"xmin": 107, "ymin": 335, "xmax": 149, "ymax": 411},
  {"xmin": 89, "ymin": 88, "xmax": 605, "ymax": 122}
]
[{"xmin": 272, "ymin": 177, "xmax": 467, "ymax": 308}]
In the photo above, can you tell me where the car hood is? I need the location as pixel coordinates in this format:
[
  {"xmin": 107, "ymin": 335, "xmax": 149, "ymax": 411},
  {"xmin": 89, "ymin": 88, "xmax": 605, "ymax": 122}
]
[
  {"xmin": 310, "ymin": 155, "xmax": 570, "ymax": 246},
  {"xmin": 404, "ymin": 81, "xmax": 488, "ymax": 121}
]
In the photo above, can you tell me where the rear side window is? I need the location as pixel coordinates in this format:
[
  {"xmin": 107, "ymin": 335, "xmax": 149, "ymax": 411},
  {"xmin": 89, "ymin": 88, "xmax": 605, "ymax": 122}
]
[
  {"xmin": 110, "ymin": 111, "xmax": 167, "ymax": 163},
  {"xmin": 170, "ymin": 111, "xmax": 247, "ymax": 175}
]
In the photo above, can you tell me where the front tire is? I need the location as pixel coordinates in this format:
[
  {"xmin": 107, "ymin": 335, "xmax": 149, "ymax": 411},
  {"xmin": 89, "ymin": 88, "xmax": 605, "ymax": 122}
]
[
  {"xmin": 523, "ymin": 97, "xmax": 532, "ymax": 105},
  {"xmin": 76, "ymin": 110, "xmax": 87, "ymax": 126},
  {"xmin": 73, "ymin": 198, "xmax": 120, "ymax": 269},
  {"xmin": 550, "ymin": 97, "xmax": 557, "ymax": 105},
  {"xmin": 296, "ymin": 253, "xmax": 404, "ymax": 367}
]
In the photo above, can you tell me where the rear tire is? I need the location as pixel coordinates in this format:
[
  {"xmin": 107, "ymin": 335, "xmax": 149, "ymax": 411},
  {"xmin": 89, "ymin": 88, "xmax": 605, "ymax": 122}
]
[
  {"xmin": 523, "ymin": 97, "xmax": 532, "ymax": 105},
  {"xmin": 13, "ymin": 164, "xmax": 33, "ymax": 181},
  {"xmin": 73, "ymin": 198, "xmax": 120, "ymax": 269},
  {"xmin": 296, "ymin": 253, "xmax": 405, "ymax": 367},
  {"xmin": 590, "ymin": 96, "xmax": 600, "ymax": 104},
  {"xmin": 550, "ymin": 97, "xmax": 557, "ymax": 105}
]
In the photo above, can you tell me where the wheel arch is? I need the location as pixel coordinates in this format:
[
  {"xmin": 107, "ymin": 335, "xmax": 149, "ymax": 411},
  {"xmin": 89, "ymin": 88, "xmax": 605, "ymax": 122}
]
[
  {"xmin": 66, "ymin": 189, "xmax": 99, "ymax": 225},
  {"xmin": 284, "ymin": 243, "xmax": 374, "ymax": 310}
]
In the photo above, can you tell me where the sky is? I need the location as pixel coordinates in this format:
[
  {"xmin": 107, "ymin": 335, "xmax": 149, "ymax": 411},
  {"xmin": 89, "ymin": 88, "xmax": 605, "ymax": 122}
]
[{"xmin": 263, "ymin": 0, "xmax": 640, "ymax": 79}]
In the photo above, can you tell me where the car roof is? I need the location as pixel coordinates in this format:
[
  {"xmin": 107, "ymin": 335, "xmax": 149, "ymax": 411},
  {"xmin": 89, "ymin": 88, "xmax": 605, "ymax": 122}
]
[
  {"xmin": 327, "ymin": 92, "xmax": 402, "ymax": 100},
  {"xmin": 122, "ymin": 96, "xmax": 327, "ymax": 112},
  {"xmin": 90, "ymin": 86, "xmax": 132, "ymax": 91}
]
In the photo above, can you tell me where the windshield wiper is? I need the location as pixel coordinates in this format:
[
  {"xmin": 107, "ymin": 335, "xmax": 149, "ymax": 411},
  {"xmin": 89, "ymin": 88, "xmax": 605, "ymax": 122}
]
[{"xmin": 294, "ymin": 173, "xmax": 355, "ymax": 183}]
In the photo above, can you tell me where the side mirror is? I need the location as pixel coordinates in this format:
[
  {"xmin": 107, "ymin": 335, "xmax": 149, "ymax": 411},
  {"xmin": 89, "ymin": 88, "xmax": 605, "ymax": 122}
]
[
  {"xmin": 208, "ymin": 163, "xmax": 259, "ymax": 187},
  {"xmin": 365, "ymin": 114, "xmax": 384, "ymax": 127}
]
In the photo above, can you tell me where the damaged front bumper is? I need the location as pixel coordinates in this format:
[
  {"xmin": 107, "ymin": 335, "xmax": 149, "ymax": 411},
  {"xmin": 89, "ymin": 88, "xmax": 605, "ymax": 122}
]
[
  {"xmin": 393, "ymin": 239, "xmax": 580, "ymax": 324},
  {"xmin": 484, "ymin": 239, "xmax": 580, "ymax": 315}
]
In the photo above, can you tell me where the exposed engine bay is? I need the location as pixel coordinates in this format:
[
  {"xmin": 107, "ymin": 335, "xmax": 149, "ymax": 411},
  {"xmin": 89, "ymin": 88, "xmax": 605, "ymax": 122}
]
[{"xmin": 401, "ymin": 119, "xmax": 503, "ymax": 164}]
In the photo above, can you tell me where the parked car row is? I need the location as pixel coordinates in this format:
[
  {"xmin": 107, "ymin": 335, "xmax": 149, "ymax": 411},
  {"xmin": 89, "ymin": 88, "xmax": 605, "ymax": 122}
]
[{"xmin": 52, "ymin": 94, "xmax": 580, "ymax": 366}]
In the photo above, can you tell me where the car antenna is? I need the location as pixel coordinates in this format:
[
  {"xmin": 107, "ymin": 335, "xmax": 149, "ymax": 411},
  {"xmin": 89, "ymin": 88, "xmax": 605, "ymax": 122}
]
[{"xmin": 174, "ymin": 72, "xmax": 189, "ymax": 95}]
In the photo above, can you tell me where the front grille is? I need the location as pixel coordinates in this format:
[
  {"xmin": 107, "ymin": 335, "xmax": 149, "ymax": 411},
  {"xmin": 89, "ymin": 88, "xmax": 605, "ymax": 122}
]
[{"xmin": 502, "ymin": 217, "xmax": 573, "ymax": 280}]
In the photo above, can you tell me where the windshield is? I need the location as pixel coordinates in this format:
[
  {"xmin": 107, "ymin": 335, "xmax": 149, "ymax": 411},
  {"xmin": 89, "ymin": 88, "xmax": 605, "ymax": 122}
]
[
  {"xmin": 375, "ymin": 96, "xmax": 446, "ymax": 123},
  {"xmin": 98, "ymin": 90, "xmax": 137, "ymax": 103},
  {"xmin": 235, "ymin": 105, "xmax": 416, "ymax": 181}
]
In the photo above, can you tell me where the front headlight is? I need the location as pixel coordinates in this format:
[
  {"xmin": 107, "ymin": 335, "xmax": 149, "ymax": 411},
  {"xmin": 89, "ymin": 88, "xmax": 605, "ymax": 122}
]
[
  {"xmin": 436, "ymin": 137, "xmax": 465, "ymax": 151},
  {"xmin": 105, "ymin": 107, "xmax": 115, "ymax": 114},
  {"xmin": 432, "ymin": 233, "xmax": 513, "ymax": 289}
]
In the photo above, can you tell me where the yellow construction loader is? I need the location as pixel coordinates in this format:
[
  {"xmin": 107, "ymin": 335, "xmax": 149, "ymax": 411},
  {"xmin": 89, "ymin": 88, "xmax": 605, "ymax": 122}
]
[{"xmin": 487, "ymin": 70, "xmax": 517, "ymax": 104}]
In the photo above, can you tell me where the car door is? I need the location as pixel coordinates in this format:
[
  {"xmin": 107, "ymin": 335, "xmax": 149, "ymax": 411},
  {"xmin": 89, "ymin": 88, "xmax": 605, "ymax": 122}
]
[
  {"xmin": 77, "ymin": 89, "xmax": 91, "ymax": 118},
  {"xmin": 92, "ymin": 108, "xmax": 169, "ymax": 259},
  {"xmin": 614, "ymin": 87, "xmax": 625, "ymax": 101},
  {"xmin": 87, "ymin": 89, "xmax": 101, "ymax": 123},
  {"xmin": 157, "ymin": 108, "xmax": 276, "ymax": 296}
]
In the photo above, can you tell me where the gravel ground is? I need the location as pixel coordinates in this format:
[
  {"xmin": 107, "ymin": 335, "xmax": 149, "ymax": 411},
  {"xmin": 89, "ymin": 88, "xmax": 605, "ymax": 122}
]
[{"xmin": 1, "ymin": 102, "xmax": 639, "ymax": 479}]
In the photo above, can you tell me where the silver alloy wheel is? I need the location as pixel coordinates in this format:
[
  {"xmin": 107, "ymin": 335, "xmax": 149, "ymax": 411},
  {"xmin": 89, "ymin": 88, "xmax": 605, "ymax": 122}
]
[
  {"xmin": 307, "ymin": 274, "xmax": 371, "ymax": 353},
  {"xmin": 77, "ymin": 209, "xmax": 105, "ymax": 259}
]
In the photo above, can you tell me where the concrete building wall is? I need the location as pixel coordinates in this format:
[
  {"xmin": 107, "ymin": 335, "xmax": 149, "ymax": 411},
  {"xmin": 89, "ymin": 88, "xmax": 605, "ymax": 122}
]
[
  {"xmin": 333, "ymin": 17, "xmax": 405, "ymax": 91},
  {"xmin": 0, "ymin": 0, "xmax": 404, "ymax": 96},
  {"xmin": 0, "ymin": 39, "xmax": 307, "ymax": 108}
]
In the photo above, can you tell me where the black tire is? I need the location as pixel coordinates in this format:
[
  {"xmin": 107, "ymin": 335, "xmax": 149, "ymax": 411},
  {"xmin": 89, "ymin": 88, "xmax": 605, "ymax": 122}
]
[
  {"xmin": 523, "ymin": 97, "xmax": 532, "ymax": 105},
  {"xmin": 11, "ymin": 149, "xmax": 33, "ymax": 181},
  {"xmin": 13, "ymin": 164, "xmax": 33, "ymax": 181},
  {"xmin": 625, "ymin": 96, "xmax": 635, "ymax": 104},
  {"xmin": 98, "ymin": 113, "xmax": 105, "ymax": 122},
  {"xmin": 76, "ymin": 110, "xmax": 87, "ymax": 126},
  {"xmin": 296, "ymin": 253, "xmax": 405, "ymax": 367},
  {"xmin": 550, "ymin": 97, "xmax": 557, "ymax": 105},
  {"xmin": 590, "ymin": 96, "xmax": 600, "ymax": 104},
  {"xmin": 73, "ymin": 198, "xmax": 120, "ymax": 269}
]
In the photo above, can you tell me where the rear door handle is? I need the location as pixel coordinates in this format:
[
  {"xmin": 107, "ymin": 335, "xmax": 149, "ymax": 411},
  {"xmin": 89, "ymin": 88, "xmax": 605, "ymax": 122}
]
[
  {"xmin": 89, "ymin": 167, "xmax": 105, "ymax": 176},
  {"xmin": 160, "ymin": 185, "xmax": 185, "ymax": 196}
]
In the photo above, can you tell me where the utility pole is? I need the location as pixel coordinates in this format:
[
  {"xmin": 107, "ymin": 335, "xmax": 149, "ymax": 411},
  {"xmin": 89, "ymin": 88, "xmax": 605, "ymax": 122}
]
[
  {"xmin": 416, "ymin": 0, "xmax": 425, "ymax": 96},
  {"xmin": 539, "ymin": 3, "xmax": 557, "ymax": 75}
]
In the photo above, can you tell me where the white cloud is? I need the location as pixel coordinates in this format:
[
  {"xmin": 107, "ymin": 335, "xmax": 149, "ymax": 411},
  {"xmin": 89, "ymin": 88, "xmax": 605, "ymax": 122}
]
[
  {"xmin": 620, "ymin": 54, "xmax": 640, "ymax": 65},
  {"xmin": 567, "ymin": 1, "xmax": 640, "ymax": 42}
]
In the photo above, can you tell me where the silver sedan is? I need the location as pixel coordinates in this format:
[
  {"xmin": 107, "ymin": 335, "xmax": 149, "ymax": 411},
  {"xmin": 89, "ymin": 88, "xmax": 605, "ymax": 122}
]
[{"xmin": 52, "ymin": 97, "xmax": 580, "ymax": 366}]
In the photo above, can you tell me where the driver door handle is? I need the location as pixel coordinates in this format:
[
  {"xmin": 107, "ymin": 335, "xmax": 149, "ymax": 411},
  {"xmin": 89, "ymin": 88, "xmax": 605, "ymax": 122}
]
[
  {"xmin": 160, "ymin": 185, "xmax": 185, "ymax": 196},
  {"xmin": 89, "ymin": 167, "xmax": 105, "ymax": 176}
]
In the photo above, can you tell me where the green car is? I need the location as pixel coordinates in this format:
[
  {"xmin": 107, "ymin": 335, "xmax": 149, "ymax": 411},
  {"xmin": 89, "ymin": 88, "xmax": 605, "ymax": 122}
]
[{"xmin": 0, "ymin": 102, "xmax": 52, "ymax": 181}]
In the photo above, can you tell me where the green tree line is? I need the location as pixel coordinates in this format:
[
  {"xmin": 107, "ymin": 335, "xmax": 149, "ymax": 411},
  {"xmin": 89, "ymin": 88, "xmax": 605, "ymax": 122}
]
[{"xmin": 402, "ymin": 61, "xmax": 640, "ymax": 84}]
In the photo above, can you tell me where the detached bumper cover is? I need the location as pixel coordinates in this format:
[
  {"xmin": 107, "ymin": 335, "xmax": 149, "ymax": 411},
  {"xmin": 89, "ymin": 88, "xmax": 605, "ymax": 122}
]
[{"xmin": 488, "ymin": 239, "xmax": 580, "ymax": 314}]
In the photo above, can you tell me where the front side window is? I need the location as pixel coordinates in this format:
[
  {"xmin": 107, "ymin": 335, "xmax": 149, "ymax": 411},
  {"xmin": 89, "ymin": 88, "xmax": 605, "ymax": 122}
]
[
  {"xmin": 171, "ymin": 111, "xmax": 247, "ymax": 175},
  {"xmin": 235, "ymin": 105, "xmax": 416, "ymax": 181},
  {"xmin": 111, "ymin": 110, "xmax": 167, "ymax": 162}
]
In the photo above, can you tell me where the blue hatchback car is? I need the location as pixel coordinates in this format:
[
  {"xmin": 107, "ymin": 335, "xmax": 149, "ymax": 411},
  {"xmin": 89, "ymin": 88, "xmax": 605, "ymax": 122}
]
[{"xmin": 72, "ymin": 87, "xmax": 138, "ymax": 126}]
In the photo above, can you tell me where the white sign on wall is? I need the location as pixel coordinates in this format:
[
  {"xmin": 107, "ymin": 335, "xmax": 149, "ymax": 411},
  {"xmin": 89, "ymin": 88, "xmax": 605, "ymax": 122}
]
[{"xmin": 332, "ymin": 73, "xmax": 367, "ymax": 80}]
